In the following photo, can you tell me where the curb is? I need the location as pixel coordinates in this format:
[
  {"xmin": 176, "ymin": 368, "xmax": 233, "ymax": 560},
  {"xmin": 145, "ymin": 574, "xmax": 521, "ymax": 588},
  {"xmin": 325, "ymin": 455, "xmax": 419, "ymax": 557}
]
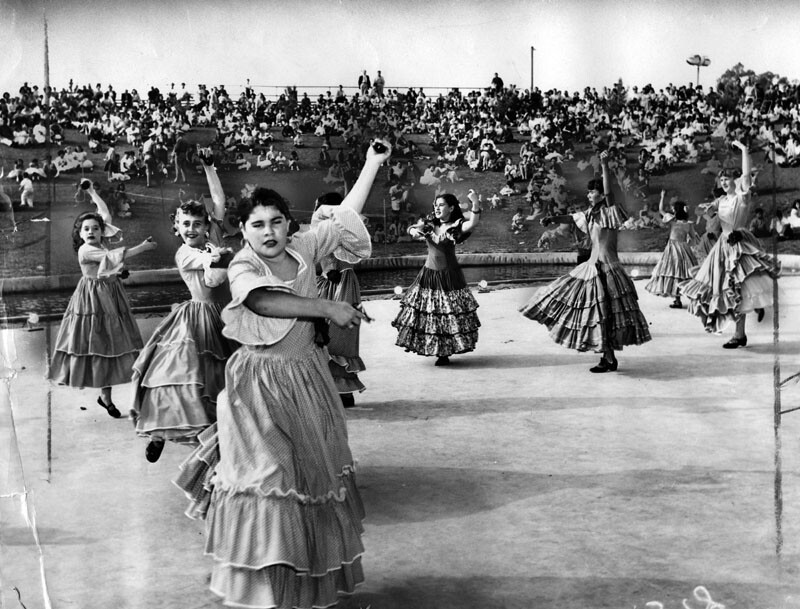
[{"xmin": 2, "ymin": 252, "xmax": 799, "ymax": 295}]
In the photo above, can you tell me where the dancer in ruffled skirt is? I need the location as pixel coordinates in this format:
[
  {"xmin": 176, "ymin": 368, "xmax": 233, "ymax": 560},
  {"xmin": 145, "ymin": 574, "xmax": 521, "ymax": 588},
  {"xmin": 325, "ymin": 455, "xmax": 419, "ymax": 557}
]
[
  {"xmin": 520, "ymin": 151, "xmax": 651, "ymax": 372},
  {"xmin": 679, "ymin": 140, "xmax": 780, "ymax": 348},
  {"xmin": 644, "ymin": 190, "xmax": 699, "ymax": 309},
  {"xmin": 392, "ymin": 189, "xmax": 482, "ymax": 366},
  {"xmin": 176, "ymin": 140, "xmax": 391, "ymax": 608},
  {"xmin": 131, "ymin": 198, "xmax": 235, "ymax": 463},
  {"xmin": 314, "ymin": 192, "xmax": 366, "ymax": 408},
  {"xmin": 49, "ymin": 182, "xmax": 157, "ymax": 416}
]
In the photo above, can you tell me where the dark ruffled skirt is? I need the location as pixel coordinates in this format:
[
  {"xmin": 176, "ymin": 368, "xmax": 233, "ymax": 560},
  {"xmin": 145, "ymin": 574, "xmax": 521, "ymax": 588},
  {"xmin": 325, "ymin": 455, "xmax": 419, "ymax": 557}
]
[
  {"xmin": 520, "ymin": 260, "xmax": 651, "ymax": 352},
  {"xmin": 392, "ymin": 265, "xmax": 480, "ymax": 357},
  {"xmin": 49, "ymin": 276, "xmax": 143, "ymax": 388},
  {"xmin": 679, "ymin": 230, "xmax": 780, "ymax": 333},
  {"xmin": 132, "ymin": 300, "xmax": 235, "ymax": 443},
  {"xmin": 318, "ymin": 269, "xmax": 365, "ymax": 393},
  {"xmin": 645, "ymin": 240, "xmax": 698, "ymax": 298}
]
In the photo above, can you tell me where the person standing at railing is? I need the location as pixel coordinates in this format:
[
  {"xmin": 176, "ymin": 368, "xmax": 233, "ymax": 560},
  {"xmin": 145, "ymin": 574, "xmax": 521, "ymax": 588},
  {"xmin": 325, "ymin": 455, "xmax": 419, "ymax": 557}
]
[
  {"xmin": 358, "ymin": 70, "xmax": 370, "ymax": 96},
  {"xmin": 374, "ymin": 70, "xmax": 385, "ymax": 98}
]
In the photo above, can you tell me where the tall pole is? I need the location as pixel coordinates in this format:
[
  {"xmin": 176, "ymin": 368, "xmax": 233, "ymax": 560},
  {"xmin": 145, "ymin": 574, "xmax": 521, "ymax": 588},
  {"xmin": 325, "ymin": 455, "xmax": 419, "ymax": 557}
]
[
  {"xmin": 696, "ymin": 65, "xmax": 700, "ymax": 87},
  {"xmin": 530, "ymin": 46, "xmax": 536, "ymax": 92}
]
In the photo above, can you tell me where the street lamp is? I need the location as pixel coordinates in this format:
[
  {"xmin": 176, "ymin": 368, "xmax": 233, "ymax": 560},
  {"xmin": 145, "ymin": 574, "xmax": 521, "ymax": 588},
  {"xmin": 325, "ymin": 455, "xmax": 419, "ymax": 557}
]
[
  {"xmin": 686, "ymin": 54, "xmax": 711, "ymax": 86},
  {"xmin": 530, "ymin": 46, "xmax": 536, "ymax": 92}
]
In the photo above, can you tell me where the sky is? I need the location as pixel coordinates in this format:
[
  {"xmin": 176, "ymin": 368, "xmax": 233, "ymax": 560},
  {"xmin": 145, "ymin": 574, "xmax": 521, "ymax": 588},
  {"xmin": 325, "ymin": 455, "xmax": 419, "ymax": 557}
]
[{"xmin": 3, "ymin": 0, "xmax": 800, "ymax": 98}]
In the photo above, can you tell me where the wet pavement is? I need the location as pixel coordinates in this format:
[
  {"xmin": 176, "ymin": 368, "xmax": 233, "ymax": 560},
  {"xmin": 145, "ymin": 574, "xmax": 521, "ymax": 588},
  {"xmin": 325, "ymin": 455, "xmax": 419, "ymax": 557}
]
[{"xmin": 3, "ymin": 279, "xmax": 800, "ymax": 609}]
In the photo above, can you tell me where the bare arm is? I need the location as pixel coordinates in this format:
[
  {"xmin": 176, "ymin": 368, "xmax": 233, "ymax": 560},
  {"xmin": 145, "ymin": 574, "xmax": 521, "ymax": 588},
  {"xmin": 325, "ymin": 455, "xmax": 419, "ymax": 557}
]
[
  {"xmin": 123, "ymin": 237, "xmax": 157, "ymax": 259},
  {"xmin": 341, "ymin": 139, "xmax": 392, "ymax": 215},
  {"xmin": 541, "ymin": 214, "xmax": 575, "ymax": 227},
  {"xmin": 200, "ymin": 151, "xmax": 226, "ymax": 221},
  {"xmin": 461, "ymin": 189, "xmax": 482, "ymax": 233},
  {"xmin": 732, "ymin": 140, "xmax": 751, "ymax": 191},
  {"xmin": 599, "ymin": 151, "xmax": 615, "ymax": 208},
  {"xmin": 658, "ymin": 190, "xmax": 667, "ymax": 216},
  {"xmin": 244, "ymin": 289, "xmax": 366, "ymax": 328}
]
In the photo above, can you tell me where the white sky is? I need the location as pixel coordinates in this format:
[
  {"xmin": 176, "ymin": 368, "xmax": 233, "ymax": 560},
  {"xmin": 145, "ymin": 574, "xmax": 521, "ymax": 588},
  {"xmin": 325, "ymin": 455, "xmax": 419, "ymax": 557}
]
[{"xmin": 2, "ymin": 0, "xmax": 799, "ymax": 96}]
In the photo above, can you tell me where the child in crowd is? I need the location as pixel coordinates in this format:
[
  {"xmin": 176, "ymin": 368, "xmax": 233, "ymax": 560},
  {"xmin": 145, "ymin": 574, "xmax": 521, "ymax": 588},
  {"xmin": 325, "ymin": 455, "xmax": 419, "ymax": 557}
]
[
  {"xmin": 49, "ymin": 182, "xmax": 157, "ymax": 417},
  {"xmin": 511, "ymin": 208, "xmax": 526, "ymax": 233},
  {"xmin": 644, "ymin": 190, "xmax": 699, "ymax": 309}
]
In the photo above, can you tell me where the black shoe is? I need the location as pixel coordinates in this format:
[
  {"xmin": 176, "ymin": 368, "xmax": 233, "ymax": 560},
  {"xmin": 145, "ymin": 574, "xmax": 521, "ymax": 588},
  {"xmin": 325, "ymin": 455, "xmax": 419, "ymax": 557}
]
[
  {"xmin": 340, "ymin": 393, "xmax": 355, "ymax": 408},
  {"xmin": 756, "ymin": 308, "xmax": 765, "ymax": 322},
  {"xmin": 590, "ymin": 358, "xmax": 618, "ymax": 373},
  {"xmin": 435, "ymin": 356, "xmax": 450, "ymax": 366},
  {"xmin": 145, "ymin": 439, "xmax": 165, "ymax": 463},
  {"xmin": 722, "ymin": 336, "xmax": 747, "ymax": 349},
  {"xmin": 669, "ymin": 300, "xmax": 683, "ymax": 309},
  {"xmin": 97, "ymin": 396, "xmax": 121, "ymax": 418}
]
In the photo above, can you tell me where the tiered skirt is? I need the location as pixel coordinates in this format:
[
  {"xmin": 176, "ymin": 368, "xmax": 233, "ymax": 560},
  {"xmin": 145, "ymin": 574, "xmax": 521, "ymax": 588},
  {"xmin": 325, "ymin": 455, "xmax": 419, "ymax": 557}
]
[
  {"xmin": 174, "ymin": 344, "xmax": 365, "ymax": 608},
  {"xmin": 644, "ymin": 240, "xmax": 698, "ymax": 298},
  {"xmin": 392, "ymin": 266, "xmax": 480, "ymax": 357},
  {"xmin": 520, "ymin": 260, "xmax": 652, "ymax": 352},
  {"xmin": 49, "ymin": 276, "xmax": 142, "ymax": 388},
  {"xmin": 132, "ymin": 300, "xmax": 234, "ymax": 443},
  {"xmin": 679, "ymin": 230, "xmax": 780, "ymax": 333}
]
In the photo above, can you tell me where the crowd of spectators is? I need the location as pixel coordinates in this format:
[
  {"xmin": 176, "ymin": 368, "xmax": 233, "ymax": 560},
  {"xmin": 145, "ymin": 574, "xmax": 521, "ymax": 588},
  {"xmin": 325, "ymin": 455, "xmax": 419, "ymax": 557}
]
[{"xmin": 3, "ymin": 72, "xmax": 800, "ymax": 241}]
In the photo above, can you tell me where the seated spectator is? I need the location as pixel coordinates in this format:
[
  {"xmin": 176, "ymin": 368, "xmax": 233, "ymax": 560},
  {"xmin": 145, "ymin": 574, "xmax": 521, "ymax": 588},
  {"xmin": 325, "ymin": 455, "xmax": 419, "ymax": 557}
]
[
  {"xmin": 24, "ymin": 159, "xmax": 47, "ymax": 181},
  {"xmin": 419, "ymin": 164, "xmax": 441, "ymax": 187},
  {"xmin": 748, "ymin": 207, "xmax": 769, "ymax": 238},
  {"xmin": 511, "ymin": 208, "xmax": 526, "ymax": 234},
  {"xmin": 289, "ymin": 150, "xmax": 300, "ymax": 171}
]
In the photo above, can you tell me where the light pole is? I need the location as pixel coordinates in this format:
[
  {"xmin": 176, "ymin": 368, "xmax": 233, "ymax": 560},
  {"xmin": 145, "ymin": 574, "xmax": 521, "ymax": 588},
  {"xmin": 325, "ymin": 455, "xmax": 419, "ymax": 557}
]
[
  {"xmin": 686, "ymin": 54, "xmax": 711, "ymax": 86},
  {"xmin": 530, "ymin": 46, "xmax": 536, "ymax": 92}
]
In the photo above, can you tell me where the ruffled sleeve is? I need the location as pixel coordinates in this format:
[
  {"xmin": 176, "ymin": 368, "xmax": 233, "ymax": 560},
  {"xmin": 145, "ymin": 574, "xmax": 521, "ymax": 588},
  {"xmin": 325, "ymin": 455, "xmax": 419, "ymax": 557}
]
[
  {"xmin": 306, "ymin": 206, "xmax": 371, "ymax": 264},
  {"xmin": 175, "ymin": 245, "xmax": 228, "ymax": 288},
  {"xmin": 79, "ymin": 244, "xmax": 126, "ymax": 278},
  {"xmin": 597, "ymin": 204, "xmax": 629, "ymax": 229},
  {"xmin": 572, "ymin": 211, "xmax": 589, "ymax": 235},
  {"xmin": 221, "ymin": 247, "xmax": 297, "ymax": 346}
]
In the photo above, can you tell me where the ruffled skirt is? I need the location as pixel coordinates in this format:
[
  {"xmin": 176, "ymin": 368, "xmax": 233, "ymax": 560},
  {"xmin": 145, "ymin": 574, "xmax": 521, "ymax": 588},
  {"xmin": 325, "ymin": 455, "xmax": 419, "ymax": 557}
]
[
  {"xmin": 49, "ymin": 276, "xmax": 143, "ymax": 388},
  {"xmin": 184, "ymin": 344, "xmax": 365, "ymax": 609},
  {"xmin": 132, "ymin": 301, "xmax": 235, "ymax": 443},
  {"xmin": 392, "ymin": 265, "xmax": 480, "ymax": 357},
  {"xmin": 679, "ymin": 230, "xmax": 780, "ymax": 333},
  {"xmin": 644, "ymin": 239, "xmax": 698, "ymax": 297},
  {"xmin": 520, "ymin": 260, "xmax": 652, "ymax": 352},
  {"xmin": 317, "ymin": 270, "xmax": 365, "ymax": 394}
]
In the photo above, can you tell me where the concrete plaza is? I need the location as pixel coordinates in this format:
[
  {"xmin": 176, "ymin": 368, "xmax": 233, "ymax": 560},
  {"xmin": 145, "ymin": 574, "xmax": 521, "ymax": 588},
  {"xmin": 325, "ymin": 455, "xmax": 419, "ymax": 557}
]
[{"xmin": 3, "ymin": 279, "xmax": 800, "ymax": 609}]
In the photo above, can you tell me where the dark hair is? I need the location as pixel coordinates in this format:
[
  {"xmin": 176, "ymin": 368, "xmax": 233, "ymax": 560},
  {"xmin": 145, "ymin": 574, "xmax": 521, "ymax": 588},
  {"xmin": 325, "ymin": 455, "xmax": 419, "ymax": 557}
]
[
  {"xmin": 673, "ymin": 200, "xmax": 689, "ymax": 221},
  {"xmin": 428, "ymin": 193, "xmax": 471, "ymax": 243},
  {"xmin": 718, "ymin": 167, "xmax": 742, "ymax": 179},
  {"xmin": 236, "ymin": 187, "xmax": 298, "ymax": 234},
  {"xmin": 587, "ymin": 178, "xmax": 604, "ymax": 193},
  {"xmin": 314, "ymin": 191, "xmax": 344, "ymax": 211},
  {"xmin": 72, "ymin": 212, "xmax": 106, "ymax": 252}
]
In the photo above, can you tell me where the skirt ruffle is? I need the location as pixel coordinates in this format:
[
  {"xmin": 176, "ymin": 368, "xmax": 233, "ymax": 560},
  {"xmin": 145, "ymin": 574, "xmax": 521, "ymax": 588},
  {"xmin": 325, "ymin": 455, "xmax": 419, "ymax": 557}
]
[
  {"xmin": 132, "ymin": 301, "xmax": 234, "ymax": 443},
  {"xmin": 49, "ymin": 276, "xmax": 143, "ymax": 388},
  {"xmin": 318, "ymin": 269, "xmax": 365, "ymax": 393},
  {"xmin": 392, "ymin": 266, "xmax": 480, "ymax": 357},
  {"xmin": 520, "ymin": 260, "xmax": 651, "ymax": 352},
  {"xmin": 679, "ymin": 230, "xmax": 780, "ymax": 333},
  {"xmin": 202, "ymin": 345, "xmax": 365, "ymax": 608},
  {"xmin": 173, "ymin": 423, "xmax": 220, "ymax": 520},
  {"xmin": 645, "ymin": 240, "xmax": 698, "ymax": 298}
]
